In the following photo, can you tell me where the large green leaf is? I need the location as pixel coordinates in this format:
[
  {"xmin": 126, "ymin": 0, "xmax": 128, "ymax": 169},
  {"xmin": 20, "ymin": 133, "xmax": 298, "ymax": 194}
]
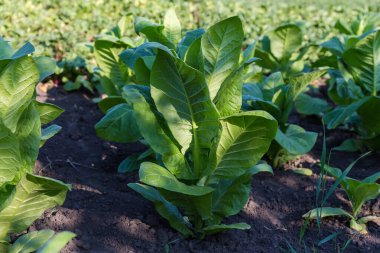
[
  {"xmin": 150, "ymin": 50, "xmax": 220, "ymax": 177},
  {"xmin": 343, "ymin": 30, "xmax": 380, "ymax": 95},
  {"xmin": 139, "ymin": 162, "xmax": 214, "ymax": 196},
  {"xmin": 0, "ymin": 56, "xmax": 39, "ymax": 132},
  {"xmin": 0, "ymin": 123, "xmax": 21, "ymax": 188},
  {"xmin": 321, "ymin": 37, "xmax": 345, "ymax": 56},
  {"xmin": 177, "ymin": 28, "xmax": 205, "ymax": 59},
  {"xmin": 202, "ymin": 16, "xmax": 244, "ymax": 100},
  {"xmin": 33, "ymin": 56, "xmax": 55, "ymax": 82},
  {"xmin": 8, "ymin": 230, "xmax": 55, "ymax": 253},
  {"xmin": 261, "ymin": 72, "xmax": 284, "ymax": 101},
  {"xmin": 323, "ymin": 98, "xmax": 369, "ymax": 129},
  {"xmin": 97, "ymin": 96, "xmax": 125, "ymax": 113},
  {"xmin": 357, "ymin": 96, "xmax": 380, "ymax": 134},
  {"xmin": 35, "ymin": 231, "xmax": 76, "ymax": 253},
  {"xmin": 34, "ymin": 101, "xmax": 64, "ymax": 125},
  {"xmin": 267, "ymin": 24, "xmax": 302, "ymax": 61},
  {"xmin": 9, "ymin": 230, "xmax": 74, "ymax": 253},
  {"xmin": 0, "ymin": 174, "xmax": 70, "ymax": 240},
  {"xmin": 94, "ymin": 38, "xmax": 130, "ymax": 91},
  {"xmin": 184, "ymin": 37, "xmax": 203, "ymax": 71},
  {"xmin": 275, "ymin": 124, "xmax": 317, "ymax": 155},
  {"xmin": 140, "ymin": 162, "xmax": 214, "ymax": 220},
  {"xmin": 213, "ymin": 111, "xmax": 277, "ymax": 178},
  {"xmin": 95, "ymin": 103, "xmax": 141, "ymax": 143},
  {"xmin": 15, "ymin": 102, "xmax": 41, "ymax": 171},
  {"xmin": 214, "ymin": 59, "xmax": 258, "ymax": 117},
  {"xmin": 287, "ymin": 70, "xmax": 326, "ymax": 101},
  {"xmin": 295, "ymin": 93, "xmax": 332, "ymax": 115},
  {"xmin": 351, "ymin": 183, "xmax": 380, "ymax": 217},
  {"xmin": 124, "ymin": 86, "xmax": 193, "ymax": 179},
  {"xmin": 128, "ymin": 183, "xmax": 193, "ymax": 237},
  {"xmin": 163, "ymin": 9, "xmax": 181, "ymax": 45},
  {"xmin": 211, "ymin": 171, "xmax": 252, "ymax": 218}
]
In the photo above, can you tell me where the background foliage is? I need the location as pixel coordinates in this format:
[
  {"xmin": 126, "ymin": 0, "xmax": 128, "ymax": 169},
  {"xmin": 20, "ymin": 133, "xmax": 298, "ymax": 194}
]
[{"xmin": 1, "ymin": 0, "xmax": 380, "ymax": 60}]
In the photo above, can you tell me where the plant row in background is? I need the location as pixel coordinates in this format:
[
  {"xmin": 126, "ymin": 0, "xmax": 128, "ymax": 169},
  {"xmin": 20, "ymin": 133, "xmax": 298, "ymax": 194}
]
[
  {"xmin": 93, "ymin": 10, "xmax": 380, "ymax": 240},
  {"xmin": 1, "ymin": 0, "xmax": 380, "ymax": 94},
  {"xmin": 0, "ymin": 40, "xmax": 74, "ymax": 252}
]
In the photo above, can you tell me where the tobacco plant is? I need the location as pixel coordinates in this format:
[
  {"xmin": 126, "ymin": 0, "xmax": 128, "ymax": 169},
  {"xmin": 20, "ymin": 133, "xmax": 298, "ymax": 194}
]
[
  {"xmin": 304, "ymin": 161, "xmax": 380, "ymax": 233},
  {"xmin": 0, "ymin": 39, "xmax": 74, "ymax": 252},
  {"xmin": 96, "ymin": 16, "xmax": 278, "ymax": 237},
  {"xmin": 127, "ymin": 50, "xmax": 277, "ymax": 237},
  {"xmin": 254, "ymin": 24, "xmax": 310, "ymax": 78},
  {"xmin": 242, "ymin": 70, "xmax": 324, "ymax": 168},
  {"xmin": 321, "ymin": 29, "xmax": 380, "ymax": 150}
]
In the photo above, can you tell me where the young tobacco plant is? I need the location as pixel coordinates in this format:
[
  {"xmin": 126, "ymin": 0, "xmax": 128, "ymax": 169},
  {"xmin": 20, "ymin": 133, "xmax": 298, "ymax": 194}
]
[
  {"xmin": 127, "ymin": 49, "xmax": 277, "ymax": 238},
  {"xmin": 0, "ymin": 39, "xmax": 75, "ymax": 252},
  {"xmin": 320, "ymin": 29, "xmax": 380, "ymax": 151},
  {"xmin": 254, "ymin": 24, "xmax": 310, "ymax": 78},
  {"xmin": 242, "ymin": 70, "xmax": 324, "ymax": 168},
  {"xmin": 97, "ymin": 16, "xmax": 278, "ymax": 237},
  {"xmin": 304, "ymin": 158, "xmax": 380, "ymax": 234}
]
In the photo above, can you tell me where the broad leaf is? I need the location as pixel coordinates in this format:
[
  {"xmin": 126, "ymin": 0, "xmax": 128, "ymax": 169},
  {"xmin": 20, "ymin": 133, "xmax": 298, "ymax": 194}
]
[
  {"xmin": 267, "ymin": 24, "xmax": 302, "ymax": 61},
  {"xmin": 333, "ymin": 139, "xmax": 362, "ymax": 152},
  {"xmin": 164, "ymin": 9, "xmax": 181, "ymax": 45},
  {"xmin": 351, "ymin": 183, "xmax": 380, "ymax": 216},
  {"xmin": 212, "ymin": 171, "xmax": 252, "ymax": 218},
  {"xmin": 202, "ymin": 16, "xmax": 244, "ymax": 100},
  {"xmin": 140, "ymin": 162, "xmax": 214, "ymax": 196},
  {"xmin": 343, "ymin": 30, "xmax": 380, "ymax": 95},
  {"xmin": 275, "ymin": 124, "xmax": 317, "ymax": 155},
  {"xmin": 261, "ymin": 72, "xmax": 284, "ymax": 101},
  {"xmin": 287, "ymin": 70, "xmax": 326, "ymax": 101},
  {"xmin": 0, "ymin": 56, "xmax": 39, "ymax": 132},
  {"xmin": 33, "ymin": 56, "xmax": 56, "ymax": 82},
  {"xmin": 323, "ymin": 97, "xmax": 369, "ymax": 129},
  {"xmin": 214, "ymin": 111, "xmax": 277, "ymax": 178},
  {"xmin": 140, "ymin": 162, "xmax": 214, "ymax": 219},
  {"xmin": 0, "ymin": 174, "xmax": 70, "ymax": 239},
  {"xmin": 150, "ymin": 50, "xmax": 220, "ymax": 177},
  {"xmin": 35, "ymin": 231, "xmax": 76, "ymax": 253},
  {"xmin": 295, "ymin": 93, "xmax": 332, "ymax": 115},
  {"xmin": 128, "ymin": 183, "xmax": 193, "ymax": 237},
  {"xmin": 98, "ymin": 96, "xmax": 125, "ymax": 113},
  {"xmin": 213, "ymin": 64, "xmax": 245, "ymax": 117},
  {"xmin": 35, "ymin": 101, "xmax": 64, "ymax": 125},
  {"xmin": 94, "ymin": 38, "xmax": 130, "ymax": 91},
  {"xmin": 118, "ymin": 155, "xmax": 140, "ymax": 173},
  {"xmin": 0, "ymin": 124, "xmax": 21, "ymax": 188},
  {"xmin": 95, "ymin": 103, "xmax": 141, "ymax": 143},
  {"xmin": 177, "ymin": 28, "xmax": 205, "ymax": 59},
  {"xmin": 8, "ymin": 230, "xmax": 55, "ymax": 253},
  {"xmin": 124, "ymin": 86, "xmax": 193, "ymax": 179},
  {"xmin": 357, "ymin": 96, "xmax": 380, "ymax": 134}
]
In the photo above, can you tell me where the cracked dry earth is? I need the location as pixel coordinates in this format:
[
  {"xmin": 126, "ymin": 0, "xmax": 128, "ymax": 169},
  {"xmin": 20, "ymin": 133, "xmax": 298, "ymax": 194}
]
[{"xmin": 29, "ymin": 85, "xmax": 379, "ymax": 253}]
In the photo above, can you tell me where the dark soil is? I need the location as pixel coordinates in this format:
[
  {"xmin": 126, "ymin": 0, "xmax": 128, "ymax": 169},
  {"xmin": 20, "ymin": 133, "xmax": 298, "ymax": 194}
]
[{"xmin": 32, "ymin": 85, "xmax": 380, "ymax": 253}]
